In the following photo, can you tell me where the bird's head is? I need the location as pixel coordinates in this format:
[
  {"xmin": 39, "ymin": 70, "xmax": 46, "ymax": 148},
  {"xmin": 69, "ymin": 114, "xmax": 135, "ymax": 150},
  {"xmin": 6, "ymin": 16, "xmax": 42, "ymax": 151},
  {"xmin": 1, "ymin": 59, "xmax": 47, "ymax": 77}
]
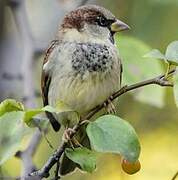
[{"xmin": 59, "ymin": 5, "xmax": 130, "ymax": 44}]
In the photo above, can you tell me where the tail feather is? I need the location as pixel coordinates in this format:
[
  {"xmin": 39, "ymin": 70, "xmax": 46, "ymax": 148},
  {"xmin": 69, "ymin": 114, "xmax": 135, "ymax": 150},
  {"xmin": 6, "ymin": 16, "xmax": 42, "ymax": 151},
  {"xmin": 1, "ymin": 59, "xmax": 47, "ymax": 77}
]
[{"xmin": 46, "ymin": 111, "xmax": 61, "ymax": 132}]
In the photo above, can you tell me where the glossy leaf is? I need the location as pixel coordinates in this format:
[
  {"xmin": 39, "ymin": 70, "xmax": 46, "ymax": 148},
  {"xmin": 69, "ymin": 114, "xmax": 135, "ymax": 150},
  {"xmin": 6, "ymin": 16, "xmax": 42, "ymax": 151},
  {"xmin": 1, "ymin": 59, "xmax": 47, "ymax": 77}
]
[
  {"xmin": 0, "ymin": 99, "xmax": 24, "ymax": 117},
  {"xmin": 143, "ymin": 49, "xmax": 166, "ymax": 60},
  {"xmin": 165, "ymin": 41, "xmax": 178, "ymax": 65},
  {"xmin": 65, "ymin": 147, "xmax": 97, "ymax": 173},
  {"xmin": 87, "ymin": 115, "xmax": 140, "ymax": 162}
]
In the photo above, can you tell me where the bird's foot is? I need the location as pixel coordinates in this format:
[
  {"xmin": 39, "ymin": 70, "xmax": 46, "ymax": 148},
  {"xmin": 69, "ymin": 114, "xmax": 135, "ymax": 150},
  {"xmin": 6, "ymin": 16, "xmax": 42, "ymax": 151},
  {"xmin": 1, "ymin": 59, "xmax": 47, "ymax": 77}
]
[
  {"xmin": 62, "ymin": 128, "xmax": 75, "ymax": 143},
  {"xmin": 104, "ymin": 96, "xmax": 117, "ymax": 114},
  {"xmin": 72, "ymin": 137, "xmax": 83, "ymax": 147}
]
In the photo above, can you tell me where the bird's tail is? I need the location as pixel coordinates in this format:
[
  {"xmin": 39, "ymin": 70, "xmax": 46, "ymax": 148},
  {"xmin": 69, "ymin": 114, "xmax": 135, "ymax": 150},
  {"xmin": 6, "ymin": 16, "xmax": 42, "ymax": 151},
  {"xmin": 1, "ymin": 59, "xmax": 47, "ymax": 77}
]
[
  {"xmin": 46, "ymin": 111, "xmax": 61, "ymax": 132},
  {"xmin": 60, "ymin": 125, "xmax": 90, "ymax": 176}
]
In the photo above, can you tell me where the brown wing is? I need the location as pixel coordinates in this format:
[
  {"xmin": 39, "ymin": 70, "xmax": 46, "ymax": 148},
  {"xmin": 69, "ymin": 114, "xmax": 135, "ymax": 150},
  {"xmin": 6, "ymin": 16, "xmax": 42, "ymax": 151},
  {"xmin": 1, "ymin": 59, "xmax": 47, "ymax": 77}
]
[
  {"xmin": 41, "ymin": 40, "xmax": 61, "ymax": 131},
  {"xmin": 120, "ymin": 62, "xmax": 123, "ymax": 87}
]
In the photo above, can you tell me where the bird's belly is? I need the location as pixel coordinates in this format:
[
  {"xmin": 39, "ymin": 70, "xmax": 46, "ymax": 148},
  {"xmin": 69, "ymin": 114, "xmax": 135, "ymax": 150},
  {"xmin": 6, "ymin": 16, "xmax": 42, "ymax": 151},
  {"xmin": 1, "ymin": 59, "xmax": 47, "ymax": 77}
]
[{"xmin": 48, "ymin": 71, "xmax": 120, "ymax": 115}]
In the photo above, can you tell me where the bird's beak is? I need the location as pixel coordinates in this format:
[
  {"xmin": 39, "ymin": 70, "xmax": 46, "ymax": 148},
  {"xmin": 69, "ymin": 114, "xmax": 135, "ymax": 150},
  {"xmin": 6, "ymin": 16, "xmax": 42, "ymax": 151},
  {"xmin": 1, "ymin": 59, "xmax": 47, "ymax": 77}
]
[{"xmin": 111, "ymin": 19, "xmax": 130, "ymax": 32}]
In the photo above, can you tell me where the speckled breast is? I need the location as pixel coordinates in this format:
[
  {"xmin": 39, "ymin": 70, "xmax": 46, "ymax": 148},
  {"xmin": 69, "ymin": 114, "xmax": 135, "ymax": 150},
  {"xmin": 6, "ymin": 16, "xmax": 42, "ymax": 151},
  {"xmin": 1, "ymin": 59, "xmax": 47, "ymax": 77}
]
[
  {"xmin": 71, "ymin": 43, "xmax": 114, "ymax": 75},
  {"xmin": 48, "ymin": 41, "xmax": 121, "ymax": 115}
]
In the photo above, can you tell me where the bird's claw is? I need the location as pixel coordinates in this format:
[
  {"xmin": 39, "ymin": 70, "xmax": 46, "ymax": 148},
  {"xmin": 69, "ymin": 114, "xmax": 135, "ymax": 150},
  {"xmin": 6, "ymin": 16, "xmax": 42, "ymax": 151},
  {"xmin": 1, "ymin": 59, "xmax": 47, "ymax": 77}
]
[
  {"xmin": 104, "ymin": 96, "xmax": 117, "ymax": 114},
  {"xmin": 72, "ymin": 137, "xmax": 83, "ymax": 147},
  {"xmin": 62, "ymin": 128, "xmax": 75, "ymax": 142}
]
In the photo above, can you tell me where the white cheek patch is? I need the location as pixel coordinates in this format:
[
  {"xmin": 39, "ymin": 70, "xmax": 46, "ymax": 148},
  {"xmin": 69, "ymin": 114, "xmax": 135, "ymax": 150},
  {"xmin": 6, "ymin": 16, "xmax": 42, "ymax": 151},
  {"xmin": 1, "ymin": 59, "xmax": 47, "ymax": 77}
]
[{"xmin": 62, "ymin": 25, "xmax": 112, "ymax": 45}]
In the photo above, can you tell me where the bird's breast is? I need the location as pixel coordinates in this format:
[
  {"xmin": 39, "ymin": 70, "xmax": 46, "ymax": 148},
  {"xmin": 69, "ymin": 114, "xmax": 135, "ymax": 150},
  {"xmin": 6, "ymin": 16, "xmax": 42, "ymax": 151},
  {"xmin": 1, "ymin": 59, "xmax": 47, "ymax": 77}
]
[
  {"xmin": 48, "ymin": 42, "xmax": 121, "ymax": 115},
  {"xmin": 71, "ymin": 43, "xmax": 114, "ymax": 75}
]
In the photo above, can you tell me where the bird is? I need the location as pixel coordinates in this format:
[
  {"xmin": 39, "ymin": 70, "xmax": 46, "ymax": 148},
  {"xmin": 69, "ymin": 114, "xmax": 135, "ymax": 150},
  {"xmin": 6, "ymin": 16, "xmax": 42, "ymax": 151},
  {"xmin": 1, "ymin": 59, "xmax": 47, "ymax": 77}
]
[{"xmin": 41, "ymin": 4, "xmax": 129, "ymax": 175}]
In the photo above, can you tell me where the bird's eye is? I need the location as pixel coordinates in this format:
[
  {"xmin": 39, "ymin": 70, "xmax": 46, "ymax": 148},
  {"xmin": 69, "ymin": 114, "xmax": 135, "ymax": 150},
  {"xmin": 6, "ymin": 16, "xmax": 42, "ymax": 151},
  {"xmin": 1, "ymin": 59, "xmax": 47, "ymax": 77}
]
[{"xmin": 97, "ymin": 16, "xmax": 108, "ymax": 27}]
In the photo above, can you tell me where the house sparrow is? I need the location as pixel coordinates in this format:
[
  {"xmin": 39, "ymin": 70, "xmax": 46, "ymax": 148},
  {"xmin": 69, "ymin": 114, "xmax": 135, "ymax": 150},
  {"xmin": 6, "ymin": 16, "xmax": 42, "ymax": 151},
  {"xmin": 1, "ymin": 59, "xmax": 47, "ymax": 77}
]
[{"xmin": 41, "ymin": 4, "xmax": 129, "ymax": 175}]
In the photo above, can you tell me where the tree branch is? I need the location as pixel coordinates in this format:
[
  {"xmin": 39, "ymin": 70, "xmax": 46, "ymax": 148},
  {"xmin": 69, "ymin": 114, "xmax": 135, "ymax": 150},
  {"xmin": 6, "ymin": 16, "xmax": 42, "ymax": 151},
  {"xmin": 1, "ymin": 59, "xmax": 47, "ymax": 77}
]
[
  {"xmin": 15, "ymin": 130, "xmax": 42, "ymax": 180},
  {"xmin": 84, "ymin": 70, "xmax": 174, "ymax": 120},
  {"xmin": 28, "ymin": 70, "xmax": 174, "ymax": 179},
  {"xmin": 171, "ymin": 171, "xmax": 178, "ymax": 180},
  {"xmin": 29, "ymin": 120, "xmax": 87, "ymax": 178}
]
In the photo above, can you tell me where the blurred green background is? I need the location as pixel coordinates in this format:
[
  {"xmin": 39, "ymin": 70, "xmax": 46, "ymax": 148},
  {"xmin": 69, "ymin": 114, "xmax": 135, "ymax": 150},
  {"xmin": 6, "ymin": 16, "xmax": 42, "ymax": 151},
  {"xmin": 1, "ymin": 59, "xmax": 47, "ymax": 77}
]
[{"xmin": 1, "ymin": 0, "xmax": 178, "ymax": 179}]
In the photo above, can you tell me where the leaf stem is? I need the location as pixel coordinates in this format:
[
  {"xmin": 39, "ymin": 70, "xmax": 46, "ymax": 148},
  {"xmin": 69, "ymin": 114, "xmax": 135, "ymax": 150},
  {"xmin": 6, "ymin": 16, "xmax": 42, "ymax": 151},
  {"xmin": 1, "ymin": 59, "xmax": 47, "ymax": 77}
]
[{"xmin": 165, "ymin": 62, "xmax": 171, "ymax": 79}]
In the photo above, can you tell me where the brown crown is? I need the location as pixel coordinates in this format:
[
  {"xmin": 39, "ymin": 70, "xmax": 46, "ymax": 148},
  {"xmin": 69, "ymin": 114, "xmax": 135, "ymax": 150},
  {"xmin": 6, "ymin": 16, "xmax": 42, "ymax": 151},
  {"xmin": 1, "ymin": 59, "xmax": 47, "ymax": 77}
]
[{"xmin": 61, "ymin": 7, "xmax": 104, "ymax": 31}]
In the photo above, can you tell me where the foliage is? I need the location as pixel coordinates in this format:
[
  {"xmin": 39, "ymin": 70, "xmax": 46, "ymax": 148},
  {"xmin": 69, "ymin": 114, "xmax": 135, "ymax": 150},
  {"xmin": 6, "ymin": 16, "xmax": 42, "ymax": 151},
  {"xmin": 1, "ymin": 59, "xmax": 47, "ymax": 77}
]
[
  {"xmin": 0, "ymin": 100, "xmax": 141, "ymax": 173},
  {"xmin": 0, "ymin": 40, "xmax": 178, "ymax": 177},
  {"xmin": 144, "ymin": 41, "xmax": 178, "ymax": 107},
  {"xmin": 117, "ymin": 36, "xmax": 164, "ymax": 107},
  {"xmin": 144, "ymin": 41, "xmax": 178, "ymax": 65},
  {"xmin": 65, "ymin": 147, "xmax": 97, "ymax": 173},
  {"xmin": 0, "ymin": 108, "xmax": 29, "ymax": 165},
  {"xmin": 86, "ymin": 115, "xmax": 140, "ymax": 162},
  {"xmin": 0, "ymin": 99, "xmax": 24, "ymax": 116},
  {"xmin": 65, "ymin": 115, "xmax": 140, "ymax": 173}
]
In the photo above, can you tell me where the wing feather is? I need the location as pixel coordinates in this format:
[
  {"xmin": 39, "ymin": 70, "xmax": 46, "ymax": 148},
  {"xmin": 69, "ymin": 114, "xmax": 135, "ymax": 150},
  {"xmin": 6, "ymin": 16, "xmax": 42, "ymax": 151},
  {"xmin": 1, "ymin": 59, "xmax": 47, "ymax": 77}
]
[{"xmin": 41, "ymin": 40, "xmax": 61, "ymax": 131}]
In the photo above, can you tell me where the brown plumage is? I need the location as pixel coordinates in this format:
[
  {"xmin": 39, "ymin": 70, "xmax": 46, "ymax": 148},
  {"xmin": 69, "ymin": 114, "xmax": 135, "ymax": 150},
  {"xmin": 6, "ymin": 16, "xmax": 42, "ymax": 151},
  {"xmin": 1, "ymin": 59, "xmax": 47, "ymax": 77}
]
[
  {"xmin": 41, "ymin": 40, "xmax": 61, "ymax": 131},
  {"xmin": 61, "ymin": 8, "xmax": 104, "ymax": 30}
]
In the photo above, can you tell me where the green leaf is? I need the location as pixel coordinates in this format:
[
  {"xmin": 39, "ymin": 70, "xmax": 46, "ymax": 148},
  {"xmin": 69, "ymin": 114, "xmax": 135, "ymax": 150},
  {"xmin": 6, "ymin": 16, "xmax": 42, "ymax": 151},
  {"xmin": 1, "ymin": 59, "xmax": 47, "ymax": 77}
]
[
  {"xmin": 116, "ymin": 35, "xmax": 164, "ymax": 107},
  {"xmin": 86, "ymin": 115, "xmax": 140, "ymax": 162},
  {"xmin": 26, "ymin": 117, "xmax": 49, "ymax": 130},
  {"xmin": 173, "ymin": 70, "xmax": 178, "ymax": 107},
  {"xmin": 143, "ymin": 49, "xmax": 166, "ymax": 60},
  {"xmin": 0, "ymin": 99, "xmax": 24, "ymax": 117},
  {"xmin": 0, "ymin": 111, "xmax": 28, "ymax": 165},
  {"xmin": 23, "ymin": 105, "xmax": 56, "ymax": 127},
  {"xmin": 23, "ymin": 103, "xmax": 77, "ymax": 127},
  {"xmin": 65, "ymin": 147, "xmax": 97, "ymax": 173},
  {"xmin": 165, "ymin": 41, "xmax": 178, "ymax": 65},
  {"xmin": 143, "ymin": 41, "xmax": 178, "ymax": 66}
]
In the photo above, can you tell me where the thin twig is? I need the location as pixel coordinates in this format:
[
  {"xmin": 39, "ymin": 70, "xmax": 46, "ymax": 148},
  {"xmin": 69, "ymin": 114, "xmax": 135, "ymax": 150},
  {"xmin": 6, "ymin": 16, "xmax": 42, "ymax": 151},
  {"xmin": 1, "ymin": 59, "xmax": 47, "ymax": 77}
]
[
  {"xmin": 28, "ymin": 70, "xmax": 174, "ymax": 179},
  {"xmin": 55, "ymin": 160, "xmax": 60, "ymax": 180},
  {"xmin": 29, "ymin": 124, "xmax": 80, "ymax": 178},
  {"xmin": 84, "ymin": 70, "xmax": 174, "ymax": 120},
  {"xmin": 172, "ymin": 171, "xmax": 178, "ymax": 180}
]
